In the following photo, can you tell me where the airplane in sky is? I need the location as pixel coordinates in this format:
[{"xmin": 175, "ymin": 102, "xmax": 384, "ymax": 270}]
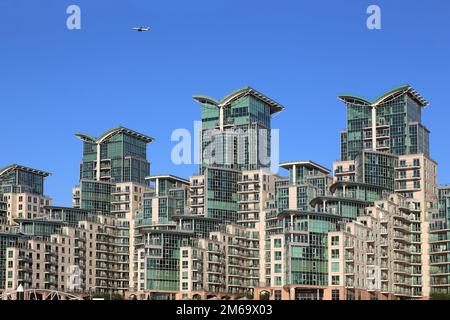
[{"xmin": 131, "ymin": 26, "xmax": 150, "ymax": 32}]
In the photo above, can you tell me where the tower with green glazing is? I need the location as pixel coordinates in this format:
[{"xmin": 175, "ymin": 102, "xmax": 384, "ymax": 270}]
[
  {"xmin": 73, "ymin": 126, "xmax": 154, "ymax": 294},
  {"xmin": 74, "ymin": 126, "xmax": 153, "ymax": 213},
  {"xmin": 339, "ymin": 85, "xmax": 429, "ymax": 161},
  {"xmin": 193, "ymin": 87, "xmax": 284, "ymax": 174}
]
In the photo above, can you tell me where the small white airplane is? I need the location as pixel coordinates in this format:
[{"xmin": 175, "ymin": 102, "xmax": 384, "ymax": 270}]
[{"xmin": 131, "ymin": 26, "xmax": 150, "ymax": 32}]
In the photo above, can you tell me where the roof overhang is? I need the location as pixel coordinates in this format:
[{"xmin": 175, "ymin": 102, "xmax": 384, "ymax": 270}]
[
  {"xmin": 75, "ymin": 126, "xmax": 154, "ymax": 144},
  {"xmin": 193, "ymin": 87, "xmax": 285, "ymax": 115},
  {"xmin": 338, "ymin": 85, "xmax": 429, "ymax": 108},
  {"xmin": 146, "ymin": 175, "xmax": 189, "ymax": 185},
  {"xmin": 279, "ymin": 160, "xmax": 330, "ymax": 175},
  {"xmin": 0, "ymin": 164, "xmax": 51, "ymax": 178}
]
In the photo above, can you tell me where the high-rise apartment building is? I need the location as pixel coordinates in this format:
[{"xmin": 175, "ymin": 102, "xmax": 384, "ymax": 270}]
[
  {"xmin": 73, "ymin": 126, "xmax": 154, "ymax": 294},
  {"xmin": 429, "ymin": 186, "xmax": 450, "ymax": 295},
  {"xmin": 193, "ymin": 87, "xmax": 284, "ymax": 173},
  {"xmin": 1, "ymin": 84, "xmax": 448, "ymax": 301},
  {"xmin": 326, "ymin": 194, "xmax": 423, "ymax": 300},
  {"xmin": 0, "ymin": 164, "xmax": 52, "ymax": 225},
  {"xmin": 339, "ymin": 85, "xmax": 429, "ymax": 161}
]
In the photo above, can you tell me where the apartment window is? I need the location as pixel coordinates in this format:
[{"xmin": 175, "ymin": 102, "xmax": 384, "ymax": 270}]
[
  {"xmin": 182, "ymin": 250, "xmax": 189, "ymax": 258},
  {"xmin": 331, "ymin": 262, "xmax": 340, "ymax": 272},
  {"xmin": 274, "ymin": 239, "xmax": 282, "ymax": 248},
  {"xmin": 275, "ymin": 277, "xmax": 282, "ymax": 286},
  {"xmin": 331, "ymin": 249, "xmax": 340, "ymax": 259},
  {"xmin": 274, "ymin": 290, "xmax": 282, "ymax": 300},
  {"xmin": 182, "ymin": 261, "xmax": 188, "ymax": 269},
  {"xmin": 182, "ymin": 282, "xmax": 188, "ymax": 290},
  {"xmin": 331, "ymin": 236, "xmax": 339, "ymax": 246},
  {"xmin": 413, "ymin": 159, "xmax": 420, "ymax": 166},
  {"xmin": 332, "ymin": 275, "xmax": 340, "ymax": 286},
  {"xmin": 182, "ymin": 272, "xmax": 188, "ymax": 280},
  {"xmin": 274, "ymin": 264, "xmax": 282, "ymax": 273},
  {"xmin": 274, "ymin": 251, "xmax": 282, "ymax": 261},
  {"xmin": 331, "ymin": 289, "xmax": 340, "ymax": 301}
]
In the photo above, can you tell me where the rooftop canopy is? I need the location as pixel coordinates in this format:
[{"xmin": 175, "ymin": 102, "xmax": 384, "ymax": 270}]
[
  {"xmin": 0, "ymin": 164, "xmax": 51, "ymax": 178},
  {"xmin": 193, "ymin": 86, "xmax": 285, "ymax": 115},
  {"xmin": 75, "ymin": 126, "xmax": 154, "ymax": 144},
  {"xmin": 279, "ymin": 160, "xmax": 330, "ymax": 175},
  {"xmin": 145, "ymin": 174, "xmax": 190, "ymax": 185},
  {"xmin": 338, "ymin": 84, "xmax": 429, "ymax": 108}
]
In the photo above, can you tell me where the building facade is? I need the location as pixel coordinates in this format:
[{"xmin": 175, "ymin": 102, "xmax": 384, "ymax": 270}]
[{"xmin": 1, "ymin": 85, "xmax": 448, "ymax": 301}]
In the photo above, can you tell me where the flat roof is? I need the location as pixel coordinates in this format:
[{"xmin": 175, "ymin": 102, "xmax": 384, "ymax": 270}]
[
  {"xmin": 14, "ymin": 218, "xmax": 67, "ymax": 225},
  {"xmin": 146, "ymin": 174, "xmax": 190, "ymax": 185},
  {"xmin": 279, "ymin": 160, "xmax": 330, "ymax": 174},
  {"xmin": 0, "ymin": 164, "xmax": 51, "ymax": 178},
  {"xmin": 277, "ymin": 210, "xmax": 343, "ymax": 220},
  {"xmin": 44, "ymin": 205, "xmax": 93, "ymax": 213}
]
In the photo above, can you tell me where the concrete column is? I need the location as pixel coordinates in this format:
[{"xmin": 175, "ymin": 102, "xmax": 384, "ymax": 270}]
[
  {"xmin": 371, "ymin": 106, "xmax": 377, "ymax": 150},
  {"xmin": 289, "ymin": 287, "xmax": 295, "ymax": 300},
  {"xmin": 219, "ymin": 106, "xmax": 224, "ymax": 131},
  {"xmin": 96, "ymin": 143, "xmax": 101, "ymax": 180},
  {"xmin": 292, "ymin": 165, "xmax": 297, "ymax": 185}
]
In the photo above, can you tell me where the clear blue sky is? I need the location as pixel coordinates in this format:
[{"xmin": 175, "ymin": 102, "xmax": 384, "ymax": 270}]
[{"xmin": 1, "ymin": 0, "xmax": 449, "ymax": 206}]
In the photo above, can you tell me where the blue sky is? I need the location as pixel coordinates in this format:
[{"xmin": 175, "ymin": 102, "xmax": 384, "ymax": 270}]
[{"xmin": 1, "ymin": 0, "xmax": 449, "ymax": 206}]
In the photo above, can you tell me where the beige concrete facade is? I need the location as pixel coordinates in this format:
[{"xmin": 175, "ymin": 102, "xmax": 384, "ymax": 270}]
[
  {"xmin": 327, "ymin": 194, "xmax": 424, "ymax": 300},
  {"xmin": 2, "ymin": 192, "xmax": 52, "ymax": 225}
]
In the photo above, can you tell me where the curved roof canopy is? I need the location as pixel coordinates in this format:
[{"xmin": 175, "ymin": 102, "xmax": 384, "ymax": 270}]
[
  {"xmin": 329, "ymin": 180, "xmax": 389, "ymax": 194},
  {"xmin": 193, "ymin": 86, "xmax": 285, "ymax": 114},
  {"xmin": 338, "ymin": 85, "xmax": 428, "ymax": 108},
  {"xmin": 75, "ymin": 126, "xmax": 154, "ymax": 144},
  {"xmin": 0, "ymin": 164, "xmax": 51, "ymax": 178}
]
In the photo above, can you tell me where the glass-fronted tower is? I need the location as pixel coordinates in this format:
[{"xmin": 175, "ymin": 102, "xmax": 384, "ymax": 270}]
[
  {"xmin": 193, "ymin": 87, "xmax": 284, "ymax": 173},
  {"xmin": 339, "ymin": 85, "xmax": 430, "ymax": 161},
  {"xmin": 75, "ymin": 126, "xmax": 153, "ymax": 185}
]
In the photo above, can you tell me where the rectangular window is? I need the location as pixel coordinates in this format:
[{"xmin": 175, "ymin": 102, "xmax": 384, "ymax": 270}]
[
  {"xmin": 274, "ymin": 239, "xmax": 282, "ymax": 248},
  {"xmin": 274, "ymin": 264, "xmax": 282, "ymax": 273},
  {"xmin": 274, "ymin": 251, "xmax": 282, "ymax": 260},
  {"xmin": 332, "ymin": 289, "xmax": 340, "ymax": 301},
  {"xmin": 274, "ymin": 290, "xmax": 282, "ymax": 300},
  {"xmin": 275, "ymin": 276, "xmax": 282, "ymax": 286},
  {"xmin": 331, "ymin": 262, "xmax": 340, "ymax": 272},
  {"xmin": 331, "ymin": 249, "xmax": 340, "ymax": 259},
  {"xmin": 331, "ymin": 236, "xmax": 340, "ymax": 246}
]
